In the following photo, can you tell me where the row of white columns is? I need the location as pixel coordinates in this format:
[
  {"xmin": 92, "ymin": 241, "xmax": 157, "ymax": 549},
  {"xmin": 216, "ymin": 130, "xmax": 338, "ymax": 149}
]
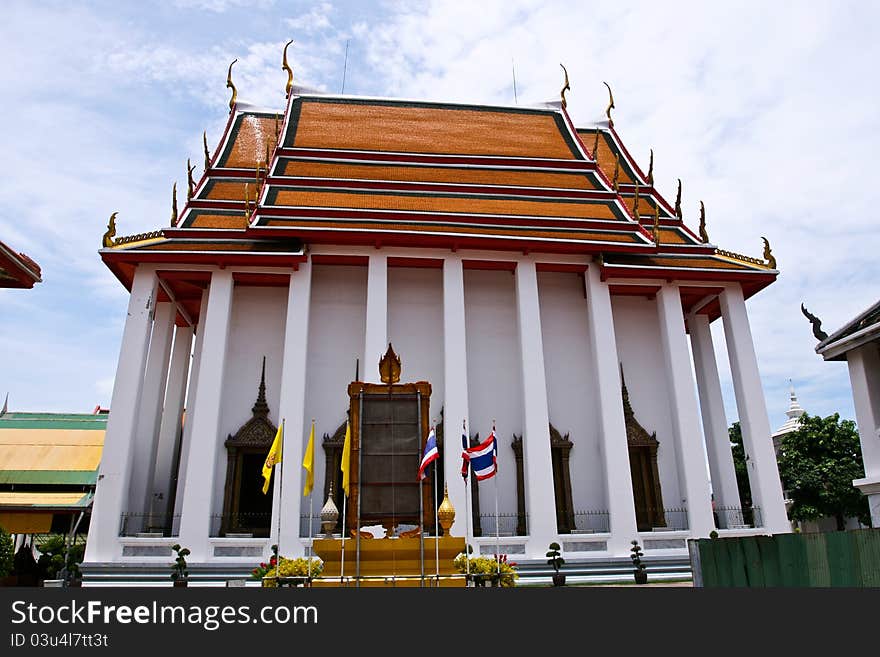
[{"xmin": 86, "ymin": 254, "xmax": 789, "ymax": 565}]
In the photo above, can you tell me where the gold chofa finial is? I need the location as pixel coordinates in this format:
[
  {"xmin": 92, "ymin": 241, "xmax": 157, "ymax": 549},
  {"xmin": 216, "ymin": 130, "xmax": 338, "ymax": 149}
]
[
  {"xmin": 282, "ymin": 40, "xmax": 294, "ymax": 97},
  {"xmin": 762, "ymin": 236, "xmax": 777, "ymax": 269},
  {"xmin": 379, "ymin": 343, "xmax": 402, "ymax": 384},
  {"xmin": 603, "ymin": 81, "xmax": 615, "ymax": 127},
  {"xmin": 698, "ymin": 201, "xmax": 709, "ymax": 243},
  {"xmin": 653, "ymin": 204, "xmax": 661, "ymax": 245},
  {"xmin": 612, "ymin": 153, "xmax": 620, "ymax": 192},
  {"xmin": 647, "ymin": 149, "xmax": 654, "ymax": 186},
  {"xmin": 171, "ymin": 182, "xmax": 178, "ymax": 227},
  {"xmin": 560, "ymin": 63, "xmax": 570, "ymax": 109},
  {"xmin": 102, "ymin": 212, "xmax": 118, "ymax": 247},
  {"xmin": 203, "ymin": 131, "xmax": 211, "ymax": 171},
  {"xmin": 633, "ymin": 179, "xmax": 640, "ymax": 222},
  {"xmin": 187, "ymin": 158, "xmax": 196, "ymax": 201},
  {"xmin": 227, "ymin": 59, "xmax": 238, "ymax": 112},
  {"xmin": 592, "ymin": 130, "xmax": 600, "ymax": 161},
  {"xmin": 674, "ymin": 179, "xmax": 682, "ymax": 218}
]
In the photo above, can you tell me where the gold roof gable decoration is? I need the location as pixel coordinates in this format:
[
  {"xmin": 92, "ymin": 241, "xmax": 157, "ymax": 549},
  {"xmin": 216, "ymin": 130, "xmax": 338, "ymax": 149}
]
[{"xmin": 378, "ymin": 343, "xmax": 402, "ymax": 384}]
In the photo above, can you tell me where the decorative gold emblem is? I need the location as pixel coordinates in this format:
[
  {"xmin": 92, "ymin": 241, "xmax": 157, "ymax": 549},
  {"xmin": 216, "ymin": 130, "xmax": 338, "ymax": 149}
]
[
  {"xmin": 282, "ymin": 39, "xmax": 294, "ymax": 97},
  {"xmin": 761, "ymin": 236, "xmax": 777, "ymax": 269},
  {"xmin": 559, "ymin": 63, "xmax": 570, "ymax": 109},
  {"xmin": 171, "ymin": 182, "xmax": 178, "ymax": 227},
  {"xmin": 652, "ymin": 204, "xmax": 660, "ymax": 244},
  {"xmin": 102, "ymin": 212, "xmax": 117, "ymax": 248},
  {"xmin": 203, "ymin": 130, "xmax": 211, "ymax": 171},
  {"xmin": 226, "ymin": 59, "xmax": 238, "ymax": 112},
  {"xmin": 437, "ymin": 483, "xmax": 456, "ymax": 535},
  {"xmin": 674, "ymin": 178, "xmax": 682, "ymax": 218},
  {"xmin": 632, "ymin": 179, "xmax": 640, "ymax": 222},
  {"xmin": 698, "ymin": 201, "xmax": 709, "ymax": 243},
  {"xmin": 647, "ymin": 148, "xmax": 654, "ymax": 186},
  {"xmin": 186, "ymin": 158, "xmax": 196, "ymax": 201},
  {"xmin": 612, "ymin": 153, "xmax": 619, "ymax": 192},
  {"xmin": 378, "ymin": 343, "xmax": 402, "ymax": 384},
  {"xmin": 603, "ymin": 81, "xmax": 615, "ymax": 127}
]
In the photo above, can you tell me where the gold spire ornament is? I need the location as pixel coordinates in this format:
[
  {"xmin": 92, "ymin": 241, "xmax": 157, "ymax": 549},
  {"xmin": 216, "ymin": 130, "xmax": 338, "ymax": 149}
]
[
  {"xmin": 652, "ymin": 204, "xmax": 660, "ymax": 244},
  {"xmin": 186, "ymin": 158, "xmax": 196, "ymax": 201},
  {"xmin": 102, "ymin": 212, "xmax": 118, "ymax": 248},
  {"xmin": 378, "ymin": 343, "xmax": 402, "ymax": 384},
  {"xmin": 603, "ymin": 81, "xmax": 615, "ymax": 127},
  {"xmin": 226, "ymin": 59, "xmax": 238, "ymax": 112},
  {"xmin": 437, "ymin": 483, "xmax": 456, "ymax": 535},
  {"xmin": 559, "ymin": 63, "xmax": 570, "ymax": 109},
  {"xmin": 203, "ymin": 131, "xmax": 211, "ymax": 171},
  {"xmin": 647, "ymin": 148, "xmax": 654, "ymax": 186},
  {"xmin": 762, "ymin": 236, "xmax": 777, "ymax": 269},
  {"xmin": 698, "ymin": 201, "xmax": 709, "ymax": 243},
  {"xmin": 171, "ymin": 182, "xmax": 178, "ymax": 227},
  {"xmin": 282, "ymin": 39, "xmax": 294, "ymax": 97},
  {"xmin": 612, "ymin": 153, "xmax": 620, "ymax": 192},
  {"xmin": 674, "ymin": 178, "xmax": 682, "ymax": 218},
  {"xmin": 632, "ymin": 179, "xmax": 640, "ymax": 222}
]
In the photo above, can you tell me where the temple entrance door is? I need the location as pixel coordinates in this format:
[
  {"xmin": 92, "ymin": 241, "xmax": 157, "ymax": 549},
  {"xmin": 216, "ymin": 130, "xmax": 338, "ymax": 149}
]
[
  {"xmin": 232, "ymin": 451, "xmax": 274, "ymax": 536},
  {"xmin": 629, "ymin": 446, "xmax": 652, "ymax": 532}
]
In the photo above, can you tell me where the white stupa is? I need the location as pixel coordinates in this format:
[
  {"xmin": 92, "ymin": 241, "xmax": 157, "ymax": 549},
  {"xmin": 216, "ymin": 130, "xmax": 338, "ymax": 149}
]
[{"xmin": 772, "ymin": 381, "xmax": 806, "ymax": 454}]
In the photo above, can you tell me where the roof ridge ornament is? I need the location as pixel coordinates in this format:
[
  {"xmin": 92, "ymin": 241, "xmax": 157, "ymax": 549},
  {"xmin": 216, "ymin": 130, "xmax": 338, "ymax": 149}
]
[
  {"xmin": 102, "ymin": 212, "xmax": 118, "ymax": 248},
  {"xmin": 203, "ymin": 131, "xmax": 211, "ymax": 171},
  {"xmin": 186, "ymin": 158, "xmax": 196, "ymax": 201},
  {"xmin": 592, "ymin": 129, "xmax": 600, "ymax": 162},
  {"xmin": 603, "ymin": 81, "xmax": 615, "ymax": 127},
  {"xmin": 632, "ymin": 179, "xmax": 640, "ymax": 222},
  {"xmin": 800, "ymin": 303, "xmax": 829, "ymax": 341},
  {"xmin": 244, "ymin": 183, "xmax": 251, "ymax": 219},
  {"xmin": 559, "ymin": 63, "xmax": 570, "ymax": 109},
  {"xmin": 612, "ymin": 153, "xmax": 619, "ymax": 192},
  {"xmin": 762, "ymin": 236, "xmax": 777, "ymax": 269},
  {"xmin": 647, "ymin": 148, "xmax": 654, "ymax": 185},
  {"xmin": 652, "ymin": 203, "xmax": 660, "ymax": 245},
  {"xmin": 698, "ymin": 201, "xmax": 709, "ymax": 243},
  {"xmin": 282, "ymin": 40, "xmax": 294, "ymax": 98},
  {"xmin": 674, "ymin": 179, "xmax": 682, "ymax": 218},
  {"xmin": 171, "ymin": 182, "xmax": 178, "ymax": 227},
  {"xmin": 227, "ymin": 59, "xmax": 238, "ymax": 113}
]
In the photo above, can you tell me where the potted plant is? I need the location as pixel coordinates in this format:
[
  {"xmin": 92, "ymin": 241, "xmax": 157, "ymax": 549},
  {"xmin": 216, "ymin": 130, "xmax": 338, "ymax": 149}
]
[
  {"xmin": 546, "ymin": 542, "xmax": 566, "ymax": 586},
  {"xmin": 630, "ymin": 540, "xmax": 647, "ymax": 584},
  {"xmin": 171, "ymin": 544, "xmax": 190, "ymax": 587}
]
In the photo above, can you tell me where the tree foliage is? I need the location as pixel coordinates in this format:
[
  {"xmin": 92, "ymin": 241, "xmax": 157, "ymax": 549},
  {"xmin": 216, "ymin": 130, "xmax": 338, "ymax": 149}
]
[
  {"xmin": 0, "ymin": 526, "xmax": 13, "ymax": 577},
  {"xmin": 728, "ymin": 422, "xmax": 752, "ymax": 509},
  {"xmin": 777, "ymin": 413, "xmax": 870, "ymax": 530}
]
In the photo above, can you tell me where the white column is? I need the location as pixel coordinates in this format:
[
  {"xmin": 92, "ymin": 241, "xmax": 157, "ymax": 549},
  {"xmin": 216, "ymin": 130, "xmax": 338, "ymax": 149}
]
[
  {"xmin": 173, "ymin": 290, "xmax": 208, "ymax": 520},
  {"xmin": 847, "ymin": 343, "xmax": 880, "ymax": 526},
  {"xmin": 178, "ymin": 270, "xmax": 234, "ymax": 560},
  {"xmin": 151, "ymin": 324, "xmax": 194, "ymax": 518},
  {"xmin": 719, "ymin": 284, "xmax": 789, "ymax": 533},
  {"xmin": 442, "ymin": 256, "xmax": 469, "ymax": 537},
  {"xmin": 363, "ymin": 253, "xmax": 388, "ymax": 383},
  {"xmin": 129, "ymin": 301, "xmax": 175, "ymax": 516},
  {"xmin": 514, "ymin": 260, "xmax": 556, "ymax": 556},
  {"xmin": 689, "ymin": 313, "xmax": 740, "ymax": 517},
  {"xmin": 656, "ymin": 286, "xmax": 715, "ymax": 537},
  {"xmin": 584, "ymin": 263, "xmax": 638, "ymax": 555},
  {"xmin": 277, "ymin": 261, "xmax": 313, "ymax": 556},
  {"xmin": 85, "ymin": 266, "xmax": 157, "ymax": 562}
]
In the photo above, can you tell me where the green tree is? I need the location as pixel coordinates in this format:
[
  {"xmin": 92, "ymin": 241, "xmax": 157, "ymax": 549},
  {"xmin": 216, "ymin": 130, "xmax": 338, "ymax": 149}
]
[
  {"xmin": 777, "ymin": 413, "xmax": 870, "ymax": 530},
  {"xmin": 728, "ymin": 422, "xmax": 752, "ymax": 509},
  {"xmin": 0, "ymin": 526, "xmax": 13, "ymax": 577}
]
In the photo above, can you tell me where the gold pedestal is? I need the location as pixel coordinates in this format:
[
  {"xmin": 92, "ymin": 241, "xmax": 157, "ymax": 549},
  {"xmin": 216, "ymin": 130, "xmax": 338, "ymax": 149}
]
[{"xmin": 311, "ymin": 536, "xmax": 466, "ymax": 588}]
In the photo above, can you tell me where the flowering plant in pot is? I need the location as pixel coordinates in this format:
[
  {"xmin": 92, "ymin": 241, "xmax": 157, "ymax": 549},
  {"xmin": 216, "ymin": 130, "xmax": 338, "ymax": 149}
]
[
  {"xmin": 630, "ymin": 540, "xmax": 647, "ymax": 584},
  {"xmin": 170, "ymin": 544, "xmax": 190, "ymax": 587},
  {"xmin": 546, "ymin": 542, "xmax": 566, "ymax": 586},
  {"xmin": 453, "ymin": 550, "xmax": 518, "ymax": 587}
]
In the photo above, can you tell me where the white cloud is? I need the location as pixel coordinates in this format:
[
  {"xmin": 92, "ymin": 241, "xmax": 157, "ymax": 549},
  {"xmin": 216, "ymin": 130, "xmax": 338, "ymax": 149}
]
[{"xmin": 285, "ymin": 2, "xmax": 334, "ymax": 32}]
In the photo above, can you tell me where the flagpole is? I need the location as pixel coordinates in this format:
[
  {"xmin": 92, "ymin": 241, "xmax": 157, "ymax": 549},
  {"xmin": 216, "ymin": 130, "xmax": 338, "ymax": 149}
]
[
  {"xmin": 433, "ymin": 455, "xmax": 439, "ymax": 587},
  {"xmin": 463, "ymin": 419, "xmax": 471, "ymax": 584},
  {"xmin": 356, "ymin": 392, "xmax": 363, "ymax": 588},
  {"xmin": 493, "ymin": 419, "xmax": 500, "ymax": 580},
  {"xmin": 276, "ymin": 418, "xmax": 285, "ymax": 581},
  {"xmin": 308, "ymin": 420, "xmax": 315, "ymax": 580},
  {"xmin": 340, "ymin": 492, "xmax": 347, "ymax": 586}
]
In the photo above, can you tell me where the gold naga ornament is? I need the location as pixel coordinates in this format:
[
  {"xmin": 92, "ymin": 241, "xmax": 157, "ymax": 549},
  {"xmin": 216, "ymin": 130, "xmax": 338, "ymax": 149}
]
[
  {"xmin": 102, "ymin": 212, "xmax": 118, "ymax": 248},
  {"xmin": 652, "ymin": 204, "xmax": 661, "ymax": 245},
  {"xmin": 632, "ymin": 178, "xmax": 640, "ymax": 222},
  {"xmin": 698, "ymin": 201, "xmax": 709, "ymax": 243},
  {"xmin": 243, "ymin": 182, "xmax": 251, "ymax": 219},
  {"xmin": 282, "ymin": 39, "xmax": 294, "ymax": 97},
  {"xmin": 603, "ymin": 81, "xmax": 615, "ymax": 127},
  {"xmin": 612, "ymin": 153, "xmax": 620, "ymax": 192},
  {"xmin": 171, "ymin": 182, "xmax": 178, "ymax": 227},
  {"xmin": 186, "ymin": 158, "xmax": 196, "ymax": 201},
  {"xmin": 203, "ymin": 131, "xmax": 211, "ymax": 171},
  {"xmin": 559, "ymin": 63, "xmax": 570, "ymax": 109},
  {"xmin": 762, "ymin": 236, "xmax": 777, "ymax": 269},
  {"xmin": 437, "ymin": 483, "xmax": 456, "ymax": 535},
  {"xmin": 378, "ymin": 343, "xmax": 402, "ymax": 384},
  {"xmin": 226, "ymin": 59, "xmax": 238, "ymax": 112},
  {"xmin": 674, "ymin": 178, "xmax": 683, "ymax": 218},
  {"xmin": 592, "ymin": 129, "xmax": 600, "ymax": 161},
  {"xmin": 647, "ymin": 148, "xmax": 654, "ymax": 186}
]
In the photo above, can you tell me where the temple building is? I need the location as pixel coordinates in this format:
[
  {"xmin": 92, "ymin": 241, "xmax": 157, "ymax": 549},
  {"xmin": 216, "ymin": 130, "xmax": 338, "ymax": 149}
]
[
  {"xmin": 82, "ymin": 57, "xmax": 789, "ymax": 583},
  {"xmin": 0, "ymin": 239, "xmax": 41, "ymax": 290}
]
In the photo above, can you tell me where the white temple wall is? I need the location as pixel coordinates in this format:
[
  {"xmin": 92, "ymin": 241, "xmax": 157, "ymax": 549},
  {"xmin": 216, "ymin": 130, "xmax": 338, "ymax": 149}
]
[
  {"xmin": 387, "ymin": 266, "xmax": 445, "ymax": 425},
  {"xmin": 303, "ymin": 265, "xmax": 368, "ymax": 503},
  {"xmin": 213, "ymin": 285, "xmax": 287, "ymax": 516},
  {"xmin": 537, "ymin": 271, "xmax": 605, "ymax": 511},
  {"xmin": 464, "ymin": 268, "xmax": 522, "ymax": 517},
  {"xmin": 611, "ymin": 295, "xmax": 684, "ymax": 508}
]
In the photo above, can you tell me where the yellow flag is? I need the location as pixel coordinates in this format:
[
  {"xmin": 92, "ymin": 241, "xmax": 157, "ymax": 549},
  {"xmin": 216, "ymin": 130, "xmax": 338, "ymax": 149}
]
[
  {"xmin": 340, "ymin": 421, "xmax": 351, "ymax": 497},
  {"xmin": 262, "ymin": 422, "xmax": 283, "ymax": 495},
  {"xmin": 302, "ymin": 421, "xmax": 315, "ymax": 497}
]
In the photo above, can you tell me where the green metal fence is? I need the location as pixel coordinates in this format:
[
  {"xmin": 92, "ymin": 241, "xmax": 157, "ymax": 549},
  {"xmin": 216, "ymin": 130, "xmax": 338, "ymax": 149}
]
[{"xmin": 693, "ymin": 528, "xmax": 880, "ymax": 587}]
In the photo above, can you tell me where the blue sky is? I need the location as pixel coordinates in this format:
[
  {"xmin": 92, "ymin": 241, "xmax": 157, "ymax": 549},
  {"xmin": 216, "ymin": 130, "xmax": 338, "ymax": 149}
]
[{"xmin": 1, "ymin": 1, "xmax": 878, "ymax": 433}]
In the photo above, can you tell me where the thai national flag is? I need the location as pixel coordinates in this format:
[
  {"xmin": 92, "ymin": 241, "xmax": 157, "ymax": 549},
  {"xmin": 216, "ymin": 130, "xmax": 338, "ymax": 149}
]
[
  {"xmin": 418, "ymin": 427, "xmax": 439, "ymax": 481},
  {"xmin": 466, "ymin": 431, "xmax": 497, "ymax": 481}
]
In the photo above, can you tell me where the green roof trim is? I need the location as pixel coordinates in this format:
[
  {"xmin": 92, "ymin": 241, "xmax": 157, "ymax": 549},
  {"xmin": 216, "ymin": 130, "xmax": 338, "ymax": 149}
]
[
  {"xmin": 0, "ymin": 412, "xmax": 108, "ymax": 430},
  {"xmin": 0, "ymin": 470, "xmax": 98, "ymax": 485}
]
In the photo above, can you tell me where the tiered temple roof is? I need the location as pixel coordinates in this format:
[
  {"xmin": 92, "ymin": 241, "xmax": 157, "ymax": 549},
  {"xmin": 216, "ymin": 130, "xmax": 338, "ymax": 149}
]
[
  {"xmin": 0, "ymin": 239, "xmax": 42, "ymax": 289},
  {"xmin": 101, "ymin": 82, "xmax": 778, "ymax": 322}
]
